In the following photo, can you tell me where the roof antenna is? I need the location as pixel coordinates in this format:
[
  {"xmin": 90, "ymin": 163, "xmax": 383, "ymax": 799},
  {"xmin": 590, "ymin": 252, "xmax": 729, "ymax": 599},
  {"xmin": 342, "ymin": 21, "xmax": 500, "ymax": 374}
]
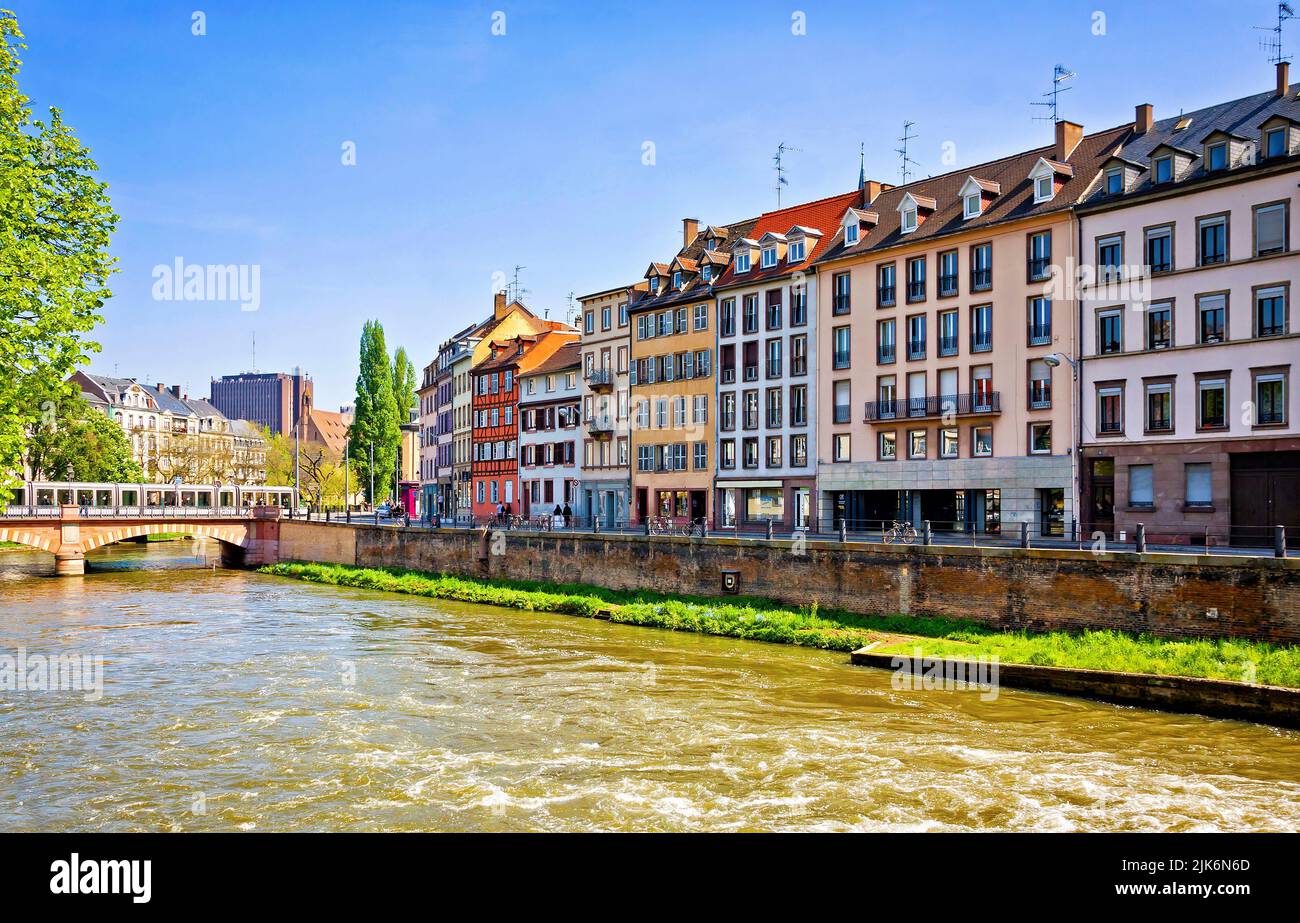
[
  {"xmin": 1256, "ymin": 2, "xmax": 1295, "ymax": 64},
  {"xmin": 773, "ymin": 142, "xmax": 802, "ymax": 208},
  {"xmin": 1032, "ymin": 64, "xmax": 1076, "ymax": 126},
  {"xmin": 507, "ymin": 264, "xmax": 528, "ymax": 304},
  {"xmin": 894, "ymin": 122, "xmax": 919, "ymax": 185}
]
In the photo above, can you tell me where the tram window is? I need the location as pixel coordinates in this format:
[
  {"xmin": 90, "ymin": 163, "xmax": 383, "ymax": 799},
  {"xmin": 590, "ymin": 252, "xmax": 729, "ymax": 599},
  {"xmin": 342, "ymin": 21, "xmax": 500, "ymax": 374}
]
[
  {"xmin": 37, "ymin": 489, "xmax": 55, "ymax": 506},
  {"xmin": 96, "ymin": 490, "xmax": 112, "ymax": 506},
  {"xmin": 121, "ymin": 490, "xmax": 138, "ymax": 507},
  {"xmin": 58, "ymin": 489, "xmax": 74, "ymax": 505}
]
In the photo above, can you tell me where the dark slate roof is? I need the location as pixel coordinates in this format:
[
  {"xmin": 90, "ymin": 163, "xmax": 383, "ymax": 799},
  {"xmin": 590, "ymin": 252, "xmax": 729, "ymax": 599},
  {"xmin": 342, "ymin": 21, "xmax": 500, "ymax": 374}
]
[
  {"xmin": 1081, "ymin": 84, "xmax": 1300, "ymax": 203},
  {"xmin": 630, "ymin": 216, "xmax": 759, "ymax": 314},
  {"xmin": 815, "ymin": 125, "xmax": 1131, "ymax": 265}
]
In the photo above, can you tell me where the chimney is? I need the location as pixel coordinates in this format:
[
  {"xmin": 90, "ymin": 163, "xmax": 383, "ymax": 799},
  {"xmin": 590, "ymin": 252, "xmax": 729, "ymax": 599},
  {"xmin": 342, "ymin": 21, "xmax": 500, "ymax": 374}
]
[
  {"xmin": 156, "ymin": 382, "xmax": 165, "ymax": 394},
  {"xmin": 1055, "ymin": 120, "xmax": 1084, "ymax": 161},
  {"xmin": 1278, "ymin": 61, "xmax": 1290, "ymax": 98},
  {"xmin": 863, "ymin": 180, "xmax": 886, "ymax": 205},
  {"xmin": 494, "ymin": 290, "xmax": 507, "ymax": 318},
  {"xmin": 1135, "ymin": 103, "xmax": 1153, "ymax": 134},
  {"xmin": 170, "ymin": 385, "xmax": 181, "ymax": 398},
  {"xmin": 682, "ymin": 217, "xmax": 699, "ymax": 249}
]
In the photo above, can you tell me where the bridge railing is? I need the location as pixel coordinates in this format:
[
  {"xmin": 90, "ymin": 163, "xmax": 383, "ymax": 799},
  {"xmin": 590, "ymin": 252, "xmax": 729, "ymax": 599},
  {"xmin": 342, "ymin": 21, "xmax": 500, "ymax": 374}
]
[{"xmin": 0, "ymin": 504, "xmax": 268, "ymax": 520}]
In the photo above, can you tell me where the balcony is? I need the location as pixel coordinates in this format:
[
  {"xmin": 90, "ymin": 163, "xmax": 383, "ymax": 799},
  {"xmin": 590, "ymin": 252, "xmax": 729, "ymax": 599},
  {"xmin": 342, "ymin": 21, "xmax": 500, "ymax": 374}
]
[
  {"xmin": 971, "ymin": 268, "xmax": 992, "ymax": 291},
  {"xmin": 585, "ymin": 368, "xmax": 613, "ymax": 392},
  {"xmin": 1028, "ymin": 257, "xmax": 1051, "ymax": 281},
  {"xmin": 938, "ymin": 275, "xmax": 958, "ymax": 297},
  {"xmin": 1028, "ymin": 323, "xmax": 1052, "ymax": 346},
  {"xmin": 864, "ymin": 391, "xmax": 1001, "ymax": 422},
  {"xmin": 587, "ymin": 417, "xmax": 614, "ymax": 439},
  {"xmin": 832, "ymin": 295, "xmax": 851, "ymax": 315},
  {"xmin": 938, "ymin": 335, "xmax": 958, "ymax": 357},
  {"xmin": 907, "ymin": 341, "xmax": 926, "ymax": 361},
  {"xmin": 906, "ymin": 281, "xmax": 926, "ymax": 302},
  {"xmin": 877, "ymin": 346, "xmax": 896, "ymax": 364},
  {"xmin": 971, "ymin": 332, "xmax": 992, "ymax": 353},
  {"xmin": 877, "ymin": 285, "xmax": 896, "ymax": 306}
]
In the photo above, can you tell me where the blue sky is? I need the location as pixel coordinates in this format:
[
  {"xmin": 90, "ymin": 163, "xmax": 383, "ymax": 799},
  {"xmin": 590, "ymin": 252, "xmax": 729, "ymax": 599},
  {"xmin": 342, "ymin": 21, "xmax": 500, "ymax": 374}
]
[{"xmin": 10, "ymin": 0, "xmax": 1284, "ymax": 407}]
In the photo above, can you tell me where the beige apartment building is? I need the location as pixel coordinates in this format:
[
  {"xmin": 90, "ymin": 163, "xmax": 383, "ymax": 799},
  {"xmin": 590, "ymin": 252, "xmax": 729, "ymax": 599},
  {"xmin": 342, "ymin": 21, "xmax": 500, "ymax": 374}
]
[{"xmin": 576, "ymin": 283, "xmax": 640, "ymax": 526}]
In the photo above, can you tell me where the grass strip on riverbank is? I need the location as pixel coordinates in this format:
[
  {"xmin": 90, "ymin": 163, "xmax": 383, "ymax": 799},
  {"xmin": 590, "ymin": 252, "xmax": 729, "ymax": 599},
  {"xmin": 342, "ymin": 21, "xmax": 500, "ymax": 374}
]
[{"xmin": 260, "ymin": 561, "xmax": 1300, "ymax": 688}]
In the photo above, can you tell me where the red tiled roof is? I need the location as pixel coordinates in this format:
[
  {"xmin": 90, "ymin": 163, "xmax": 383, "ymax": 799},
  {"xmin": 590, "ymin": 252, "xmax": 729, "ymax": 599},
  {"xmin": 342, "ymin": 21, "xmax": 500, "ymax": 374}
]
[{"xmin": 714, "ymin": 188, "xmax": 863, "ymax": 290}]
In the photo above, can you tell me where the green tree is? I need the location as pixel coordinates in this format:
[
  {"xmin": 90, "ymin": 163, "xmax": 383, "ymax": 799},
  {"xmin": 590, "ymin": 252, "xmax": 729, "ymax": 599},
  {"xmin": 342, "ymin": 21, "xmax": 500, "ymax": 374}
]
[
  {"xmin": 0, "ymin": 11, "xmax": 118, "ymax": 487},
  {"xmin": 24, "ymin": 387, "xmax": 144, "ymax": 482},
  {"xmin": 392, "ymin": 345, "xmax": 416, "ymax": 425},
  {"xmin": 348, "ymin": 320, "xmax": 399, "ymax": 504}
]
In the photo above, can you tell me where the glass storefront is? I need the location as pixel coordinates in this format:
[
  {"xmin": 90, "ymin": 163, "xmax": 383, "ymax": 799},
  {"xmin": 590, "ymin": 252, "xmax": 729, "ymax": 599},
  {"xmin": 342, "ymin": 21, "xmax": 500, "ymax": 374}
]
[{"xmin": 744, "ymin": 487, "xmax": 784, "ymax": 522}]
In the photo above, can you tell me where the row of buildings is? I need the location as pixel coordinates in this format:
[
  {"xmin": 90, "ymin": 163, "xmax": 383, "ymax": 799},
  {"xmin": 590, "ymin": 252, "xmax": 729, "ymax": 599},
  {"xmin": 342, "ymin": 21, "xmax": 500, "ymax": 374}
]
[{"xmin": 418, "ymin": 64, "xmax": 1300, "ymax": 545}]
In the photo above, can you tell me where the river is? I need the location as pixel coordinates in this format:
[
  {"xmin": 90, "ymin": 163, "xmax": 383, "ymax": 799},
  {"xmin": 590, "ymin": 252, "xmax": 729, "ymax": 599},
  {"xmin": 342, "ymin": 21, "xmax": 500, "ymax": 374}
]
[{"xmin": 2, "ymin": 541, "xmax": 1298, "ymax": 832}]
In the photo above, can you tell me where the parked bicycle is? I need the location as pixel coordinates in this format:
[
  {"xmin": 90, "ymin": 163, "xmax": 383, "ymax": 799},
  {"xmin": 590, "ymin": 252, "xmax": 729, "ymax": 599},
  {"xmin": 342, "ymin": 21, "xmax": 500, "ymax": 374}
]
[
  {"xmin": 883, "ymin": 520, "xmax": 918, "ymax": 544},
  {"xmin": 647, "ymin": 516, "xmax": 673, "ymax": 535},
  {"xmin": 679, "ymin": 517, "xmax": 707, "ymax": 538}
]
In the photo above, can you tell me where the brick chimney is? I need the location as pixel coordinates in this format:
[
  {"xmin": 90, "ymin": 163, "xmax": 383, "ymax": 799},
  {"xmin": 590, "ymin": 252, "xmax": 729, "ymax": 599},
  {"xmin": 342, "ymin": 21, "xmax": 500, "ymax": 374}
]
[
  {"xmin": 494, "ymin": 290, "xmax": 508, "ymax": 318},
  {"xmin": 1055, "ymin": 120, "xmax": 1084, "ymax": 161},
  {"xmin": 170, "ymin": 385, "xmax": 181, "ymax": 398},
  {"xmin": 1135, "ymin": 103, "xmax": 1153, "ymax": 134},
  {"xmin": 862, "ymin": 180, "xmax": 887, "ymax": 205},
  {"xmin": 1278, "ymin": 61, "xmax": 1290, "ymax": 98},
  {"xmin": 682, "ymin": 217, "xmax": 699, "ymax": 249},
  {"xmin": 156, "ymin": 382, "xmax": 165, "ymax": 394}
]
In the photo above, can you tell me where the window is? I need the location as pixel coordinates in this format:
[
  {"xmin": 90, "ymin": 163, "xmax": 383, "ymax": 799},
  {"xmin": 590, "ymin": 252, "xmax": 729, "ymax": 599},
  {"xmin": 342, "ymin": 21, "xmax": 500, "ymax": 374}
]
[
  {"xmin": 720, "ymin": 298, "xmax": 736, "ymax": 336},
  {"xmin": 742, "ymin": 390, "xmax": 759, "ymax": 429},
  {"xmin": 1254, "ymin": 371, "xmax": 1288, "ymax": 425},
  {"xmin": 963, "ymin": 191, "xmax": 980, "ymax": 219},
  {"xmin": 791, "ymin": 434, "xmax": 808, "ymax": 467},
  {"xmin": 693, "ymin": 394, "xmax": 706, "ymax": 424},
  {"xmin": 939, "ymin": 250, "xmax": 958, "ymax": 296},
  {"xmin": 833, "ymin": 433, "xmax": 851, "ymax": 462},
  {"xmin": 878, "ymin": 318, "xmax": 896, "ymax": 363},
  {"xmin": 719, "ymin": 392, "xmax": 735, "ymax": 430},
  {"xmin": 972, "ymin": 425, "xmax": 993, "ymax": 457},
  {"xmin": 1146, "ymin": 302, "xmax": 1173, "ymax": 350},
  {"xmin": 1097, "ymin": 234, "xmax": 1123, "ymax": 282},
  {"xmin": 1128, "ymin": 464, "xmax": 1154, "ymax": 507},
  {"xmin": 970, "ymin": 305, "xmax": 992, "ymax": 352},
  {"xmin": 940, "ymin": 427, "xmax": 959, "ymax": 459},
  {"xmin": 938, "ymin": 310, "xmax": 958, "ymax": 356},
  {"xmin": 672, "ymin": 271, "xmax": 682, "ymax": 289},
  {"xmin": 790, "ymin": 284, "xmax": 807, "ymax": 326},
  {"xmin": 649, "ymin": 276, "xmax": 660, "ymax": 293},
  {"xmin": 735, "ymin": 251, "xmax": 751, "ymax": 273},
  {"xmin": 877, "ymin": 376, "xmax": 897, "ymax": 419},
  {"xmin": 761, "ymin": 246, "xmax": 777, "ymax": 269},
  {"xmin": 673, "ymin": 396, "xmax": 687, "ymax": 428},
  {"xmin": 833, "ymin": 326, "xmax": 851, "ymax": 369},
  {"xmin": 766, "ymin": 436, "xmax": 782, "ymax": 468},
  {"xmin": 742, "ymin": 437, "xmax": 759, "ymax": 469},
  {"xmin": 1034, "ymin": 174, "xmax": 1053, "ymax": 202},
  {"xmin": 656, "ymin": 398, "xmax": 668, "ymax": 428},
  {"xmin": 765, "ymin": 338, "xmax": 782, "ymax": 378},
  {"xmin": 1197, "ymin": 293, "xmax": 1226, "ymax": 343},
  {"xmin": 658, "ymin": 312, "xmax": 672, "ymax": 337},
  {"xmin": 906, "ymin": 314, "xmax": 926, "ymax": 360},
  {"xmin": 1255, "ymin": 286, "xmax": 1287, "ymax": 337},
  {"xmin": 1028, "ymin": 297, "xmax": 1052, "ymax": 345},
  {"xmin": 701, "ymin": 264, "xmax": 712, "ymax": 283},
  {"xmin": 877, "ymin": 263, "xmax": 896, "ymax": 306},
  {"xmin": 1028, "ymin": 230, "xmax": 1051, "ymax": 281},
  {"xmin": 1266, "ymin": 126, "xmax": 1288, "ymax": 158},
  {"xmin": 901, "ymin": 206, "xmax": 917, "ymax": 233},
  {"xmin": 1198, "ymin": 215, "xmax": 1227, "ymax": 265},
  {"xmin": 790, "ymin": 334, "xmax": 807, "ymax": 375},
  {"xmin": 1029, "ymin": 422, "xmax": 1051, "ymax": 455},
  {"xmin": 694, "ymin": 303, "xmax": 708, "ymax": 331},
  {"xmin": 1145, "ymin": 225, "xmax": 1173, "ymax": 274},
  {"xmin": 833, "ymin": 380, "xmax": 851, "ymax": 425},
  {"xmin": 1255, "ymin": 202, "xmax": 1287, "ymax": 257},
  {"xmin": 845, "ymin": 222, "xmax": 859, "ymax": 246},
  {"xmin": 619, "ymin": 302, "xmax": 628, "ymax": 326},
  {"xmin": 970, "ymin": 243, "xmax": 992, "ymax": 291},
  {"xmin": 584, "ymin": 311, "xmax": 594, "ymax": 334},
  {"xmin": 1197, "ymin": 377, "xmax": 1226, "ymax": 430},
  {"xmin": 719, "ymin": 439, "xmax": 735, "ymax": 469},
  {"xmin": 1098, "ymin": 309, "xmax": 1123, "ymax": 354},
  {"xmin": 1153, "ymin": 156, "xmax": 1173, "ymax": 184},
  {"xmin": 1185, "ymin": 463, "xmax": 1213, "ymax": 507},
  {"xmin": 694, "ymin": 442, "xmax": 707, "ymax": 470},
  {"xmin": 1028, "ymin": 359, "xmax": 1051, "ymax": 409},
  {"xmin": 1098, "ymin": 386, "xmax": 1124, "ymax": 434},
  {"xmin": 1145, "ymin": 381, "xmax": 1173, "ymax": 433},
  {"xmin": 790, "ymin": 384, "xmax": 807, "ymax": 426},
  {"xmin": 766, "ymin": 387, "xmax": 782, "ymax": 427},
  {"xmin": 833, "ymin": 272, "xmax": 851, "ymax": 315},
  {"xmin": 908, "ymin": 429, "xmax": 927, "ymax": 459},
  {"xmin": 1207, "ymin": 142, "xmax": 1227, "ymax": 172},
  {"xmin": 766, "ymin": 290, "xmax": 782, "ymax": 330},
  {"xmin": 906, "ymin": 256, "xmax": 926, "ymax": 303},
  {"xmin": 743, "ymin": 295, "xmax": 759, "ymax": 333},
  {"xmin": 878, "ymin": 431, "xmax": 897, "ymax": 460},
  {"xmin": 1105, "ymin": 168, "xmax": 1124, "ymax": 195},
  {"xmin": 788, "ymin": 239, "xmax": 806, "ymax": 262},
  {"xmin": 676, "ymin": 307, "xmax": 688, "ymax": 333}
]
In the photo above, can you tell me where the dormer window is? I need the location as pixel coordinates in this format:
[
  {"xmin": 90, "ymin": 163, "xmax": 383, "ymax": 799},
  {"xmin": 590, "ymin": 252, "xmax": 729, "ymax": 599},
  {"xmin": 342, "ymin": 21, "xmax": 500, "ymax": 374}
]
[
  {"xmin": 845, "ymin": 223, "xmax": 859, "ymax": 245},
  {"xmin": 1105, "ymin": 168, "xmax": 1123, "ymax": 195},
  {"xmin": 1034, "ymin": 175, "xmax": 1053, "ymax": 202},
  {"xmin": 963, "ymin": 191, "xmax": 980, "ymax": 219},
  {"xmin": 901, "ymin": 206, "xmax": 917, "ymax": 233},
  {"xmin": 672, "ymin": 271, "xmax": 682, "ymax": 289},
  {"xmin": 701, "ymin": 264, "xmax": 712, "ymax": 283},
  {"xmin": 1266, "ymin": 126, "xmax": 1288, "ymax": 158},
  {"xmin": 735, "ymin": 251, "xmax": 751, "ymax": 273},
  {"xmin": 1154, "ymin": 155, "xmax": 1173, "ymax": 184},
  {"xmin": 788, "ymin": 239, "xmax": 806, "ymax": 262},
  {"xmin": 761, "ymin": 246, "xmax": 777, "ymax": 269},
  {"xmin": 649, "ymin": 277, "xmax": 659, "ymax": 293},
  {"xmin": 1207, "ymin": 142, "xmax": 1227, "ymax": 172}
]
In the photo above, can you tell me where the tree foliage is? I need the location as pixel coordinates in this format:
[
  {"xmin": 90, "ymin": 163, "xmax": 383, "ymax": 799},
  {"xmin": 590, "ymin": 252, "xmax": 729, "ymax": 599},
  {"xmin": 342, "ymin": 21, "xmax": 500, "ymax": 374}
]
[
  {"xmin": 0, "ymin": 11, "xmax": 118, "ymax": 486},
  {"xmin": 264, "ymin": 428, "xmax": 350, "ymax": 508},
  {"xmin": 348, "ymin": 320, "xmax": 399, "ymax": 503},
  {"xmin": 23, "ymin": 385, "xmax": 143, "ymax": 482}
]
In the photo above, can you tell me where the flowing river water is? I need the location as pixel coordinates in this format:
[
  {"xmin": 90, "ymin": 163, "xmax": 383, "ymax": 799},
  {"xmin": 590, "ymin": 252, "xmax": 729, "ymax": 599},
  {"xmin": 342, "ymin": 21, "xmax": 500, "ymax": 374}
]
[{"xmin": 2, "ymin": 541, "xmax": 1298, "ymax": 832}]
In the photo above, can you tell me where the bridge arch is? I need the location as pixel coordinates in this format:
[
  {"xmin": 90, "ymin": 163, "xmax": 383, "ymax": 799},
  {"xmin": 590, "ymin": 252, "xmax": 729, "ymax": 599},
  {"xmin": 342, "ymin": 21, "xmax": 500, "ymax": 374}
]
[
  {"xmin": 0, "ymin": 526, "xmax": 59, "ymax": 554},
  {"xmin": 76, "ymin": 522, "xmax": 251, "ymax": 555}
]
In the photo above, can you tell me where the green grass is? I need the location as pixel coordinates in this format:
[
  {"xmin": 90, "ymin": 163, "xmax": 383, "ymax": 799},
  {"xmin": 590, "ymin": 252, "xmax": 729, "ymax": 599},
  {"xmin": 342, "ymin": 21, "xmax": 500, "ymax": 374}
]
[{"xmin": 259, "ymin": 561, "xmax": 1300, "ymax": 688}]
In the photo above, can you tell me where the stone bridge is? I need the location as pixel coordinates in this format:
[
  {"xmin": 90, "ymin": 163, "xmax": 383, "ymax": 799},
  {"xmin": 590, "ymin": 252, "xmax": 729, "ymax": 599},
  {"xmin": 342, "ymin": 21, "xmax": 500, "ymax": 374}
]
[{"xmin": 0, "ymin": 505, "xmax": 282, "ymax": 575}]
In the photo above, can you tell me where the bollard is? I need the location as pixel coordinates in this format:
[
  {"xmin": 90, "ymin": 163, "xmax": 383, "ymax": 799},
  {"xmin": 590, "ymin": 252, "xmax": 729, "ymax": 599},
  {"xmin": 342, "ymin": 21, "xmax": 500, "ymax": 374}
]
[
  {"xmin": 1276, "ymin": 525, "xmax": 1288, "ymax": 559},
  {"xmin": 374, "ymin": 510, "xmax": 379, "ymax": 526},
  {"xmin": 1019, "ymin": 521, "xmax": 1030, "ymax": 549},
  {"xmin": 839, "ymin": 521, "xmax": 847, "ymax": 543},
  {"xmin": 923, "ymin": 520, "xmax": 932, "ymax": 546},
  {"xmin": 346, "ymin": 507, "xmax": 351, "ymax": 524},
  {"xmin": 766, "ymin": 520, "xmax": 774, "ymax": 541},
  {"xmin": 593, "ymin": 515, "xmax": 600, "ymax": 534},
  {"xmin": 644, "ymin": 518, "xmax": 651, "ymax": 536},
  {"xmin": 1136, "ymin": 523, "xmax": 1146, "ymax": 554}
]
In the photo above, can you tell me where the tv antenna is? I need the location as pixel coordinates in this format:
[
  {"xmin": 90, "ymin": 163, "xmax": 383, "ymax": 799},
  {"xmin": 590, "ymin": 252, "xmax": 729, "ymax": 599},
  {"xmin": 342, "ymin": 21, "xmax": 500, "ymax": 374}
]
[
  {"xmin": 894, "ymin": 122, "xmax": 919, "ymax": 185},
  {"xmin": 566, "ymin": 291, "xmax": 579, "ymax": 327},
  {"xmin": 772, "ymin": 142, "xmax": 802, "ymax": 208},
  {"xmin": 1255, "ymin": 2, "xmax": 1295, "ymax": 64},
  {"xmin": 507, "ymin": 264, "xmax": 529, "ymax": 304},
  {"xmin": 1032, "ymin": 64, "xmax": 1076, "ymax": 124}
]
